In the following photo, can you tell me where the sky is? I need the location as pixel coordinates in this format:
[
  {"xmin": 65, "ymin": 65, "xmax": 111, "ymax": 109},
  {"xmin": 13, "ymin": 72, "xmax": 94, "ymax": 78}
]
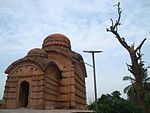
[{"xmin": 0, "ymin": 0, "xmax": 150, "ymax": 103}]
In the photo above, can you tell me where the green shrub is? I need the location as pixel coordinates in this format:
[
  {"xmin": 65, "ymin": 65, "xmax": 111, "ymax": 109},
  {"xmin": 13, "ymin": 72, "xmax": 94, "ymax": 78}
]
[{"xmin": 88, "ymin": 91, "xmax": 144, "ymax": 113}]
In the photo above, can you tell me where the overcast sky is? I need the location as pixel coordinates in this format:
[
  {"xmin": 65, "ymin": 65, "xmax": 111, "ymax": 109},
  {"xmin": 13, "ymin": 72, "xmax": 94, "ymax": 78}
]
[{"xmin": 0, "ymin": 0, "xmax": 150, "ymax": 102}]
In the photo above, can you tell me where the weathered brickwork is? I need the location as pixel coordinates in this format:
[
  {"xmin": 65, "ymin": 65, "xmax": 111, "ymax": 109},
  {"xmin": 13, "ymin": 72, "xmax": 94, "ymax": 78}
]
[{"xmin": 3, "ymin": 34, "xmax": 87, "ymax": 110}]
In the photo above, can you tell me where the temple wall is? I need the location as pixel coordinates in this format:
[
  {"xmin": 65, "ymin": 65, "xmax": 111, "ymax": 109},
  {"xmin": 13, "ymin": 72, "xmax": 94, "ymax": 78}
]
[
  {"xmin": 3, "ymin": 76, "xmax": 18, "ymax": 108},
  {"xmin": 29, "ymin": 74, "xmax": 45, "ymax": 109},
  {"xmin": 3, "ymin": 63, "xmax": 45, "ymax": 109},
  {"xmin": 74, "ymin": 63, "xmax": 87, "ymax": 109},
  {"xmin": 58, "ymin": 71, "xmax": 76, "ymax": 109},
  {"xmin": 44, "ymin": 66, "xmax": 59, "ymax": 109},
  {"xmin": 47, "ymin": 52, "xmax": 76, "ymax": 109}
]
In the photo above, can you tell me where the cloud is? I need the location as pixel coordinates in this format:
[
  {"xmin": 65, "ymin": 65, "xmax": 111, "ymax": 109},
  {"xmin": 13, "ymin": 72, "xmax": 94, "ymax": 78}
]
[{"xmin": 0, "ymin": 0, "xmax": 150, "ymax": 101}]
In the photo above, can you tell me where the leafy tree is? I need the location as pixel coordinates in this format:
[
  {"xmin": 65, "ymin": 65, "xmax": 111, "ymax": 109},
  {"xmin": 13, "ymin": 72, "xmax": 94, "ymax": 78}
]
[
  {"xmin": 123, "ymin": 58, "xmax": 150, "ymax": 113},
  {"xmin": 88, "ymin": 91, "xmax": 144, "ymax": 113},
  {"xmin": 106, "ymin": 2, "xmax": 147, "ymax": 106},
  {"xmin": 123, "ymin": 75, "xmax": 136, "ymax": 101},
  {"xmin": 144, "ymin": 92, "xmax": 150, "ymax": 113},
  {"xmin": 111, "ymin": 90, "xmax": 121, "ymax": 98},
  {"xmin": 123, "ymin": 70, "xmax": 150, "ymax": 101}
]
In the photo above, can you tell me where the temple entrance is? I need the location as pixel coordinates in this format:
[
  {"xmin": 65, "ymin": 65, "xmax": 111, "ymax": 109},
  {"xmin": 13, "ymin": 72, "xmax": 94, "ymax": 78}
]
[{"xmin": 19, "ymin": 81, "xmax": 29, "ymax": 108}]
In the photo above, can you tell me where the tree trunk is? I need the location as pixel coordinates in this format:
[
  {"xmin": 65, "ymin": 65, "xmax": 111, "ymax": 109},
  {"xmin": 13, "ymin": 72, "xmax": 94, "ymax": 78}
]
[{"xmin": 129, "ymin": 51, "xmax": 145, "ymax": 106}]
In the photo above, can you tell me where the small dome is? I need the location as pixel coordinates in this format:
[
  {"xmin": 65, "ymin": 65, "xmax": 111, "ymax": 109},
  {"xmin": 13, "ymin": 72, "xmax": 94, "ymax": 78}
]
[
  {"xmin": 42, "ymin": 33, "xmax": 71, "ymax": 49},
  {"xmin": 27, "ymin": 48, "xmax": 48, "ymax": 58}
]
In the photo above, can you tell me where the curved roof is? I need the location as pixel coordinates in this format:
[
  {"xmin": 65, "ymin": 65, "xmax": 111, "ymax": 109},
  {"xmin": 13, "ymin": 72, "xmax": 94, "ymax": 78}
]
[
  {"xmin": 5, "ymin": 33, "xmax": 87, "ymax": 77},
  {"xmin": 42, "ymin": 33, "xmax": 71, "ymax": 50},
  {"xmin": 27, "ymin": 48, "xmax": 48, "ymax": 58},
  {"xmin": 5, "ymin": 55, "xmax": 57, "ymax": 74}
]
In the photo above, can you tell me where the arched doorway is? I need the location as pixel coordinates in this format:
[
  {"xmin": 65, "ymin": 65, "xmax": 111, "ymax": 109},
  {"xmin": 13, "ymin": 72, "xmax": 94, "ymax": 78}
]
[
  {"xmin": 19, "ymin": 81, "xmax": 29, "ymax": 108},
  {"xmin": 44, "ymin": 63, "xmax": 62, "ymax": 109}
]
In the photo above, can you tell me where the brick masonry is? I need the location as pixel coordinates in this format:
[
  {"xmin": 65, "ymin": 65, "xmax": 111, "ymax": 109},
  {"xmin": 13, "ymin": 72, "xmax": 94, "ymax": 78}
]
[{"xmin": 2, "ymin": 34, "xmax": 87, "ymax": 110}]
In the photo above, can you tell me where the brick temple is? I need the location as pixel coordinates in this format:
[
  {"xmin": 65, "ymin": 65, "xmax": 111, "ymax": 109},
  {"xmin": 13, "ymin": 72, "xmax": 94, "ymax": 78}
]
[{"xmin": 3, "ymin": 34, "xmax": 87, "ymax": 109}]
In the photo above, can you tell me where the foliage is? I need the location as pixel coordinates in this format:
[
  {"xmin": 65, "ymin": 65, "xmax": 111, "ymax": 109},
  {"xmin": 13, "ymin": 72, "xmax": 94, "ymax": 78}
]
[
  {"xmin": 123, "ymin": 58, "xmax": 150, "ymax": 113},
  {"xmin": 144, "ymin": 93, "xmax": 150, "ymax": 113},
  {"xmin": 88, "ymin": 91, "xmax": 144, "ymax": 113},
  {"xmin": 123, "ymin": 74, "xmax": 150, "ymax": 101},
  {"xmin": 0, "ymin": 99, "xmax": 4, "ymax": 104},
  {"xmin": 0, "ymin": 99, "xmax": 4, "ymax": 109}
]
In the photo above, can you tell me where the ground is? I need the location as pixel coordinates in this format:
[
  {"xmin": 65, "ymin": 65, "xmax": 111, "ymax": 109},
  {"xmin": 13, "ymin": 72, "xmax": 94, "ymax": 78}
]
[{"xmin": 0, "ymin": 108, "xmax": 93, "ymax": 113}]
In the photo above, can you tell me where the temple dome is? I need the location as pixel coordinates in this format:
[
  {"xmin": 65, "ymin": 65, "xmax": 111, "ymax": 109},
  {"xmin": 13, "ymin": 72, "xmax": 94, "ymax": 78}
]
[
  {"xmin": 42, "ymin": 33, "xmax": 71, "ymax": 49},
  {"xmin": 27, "ymin": 48, "xmax": 48, "ymax": 58}
]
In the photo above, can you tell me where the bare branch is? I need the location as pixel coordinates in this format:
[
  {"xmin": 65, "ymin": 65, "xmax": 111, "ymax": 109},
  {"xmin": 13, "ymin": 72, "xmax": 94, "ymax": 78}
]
[
  {"xmin": 107, "ymin": 2, "xmax": 122, "ymax": 33},
  {"xmin": 107, "ymin": 2, "xmax": 122, "ymax": 32},
  {"xmin": 107, "ymin": 2, "xmax": 130, "ymax": 50},
  {"xmin": 126, "ymin": 63, "xmax": 134, "ymax": 74},
  {"xmin": 135, "ymin": 38, "xmax": 147, "ymax": 51},
  {"xmin": 110, "ymin": 18, "xmax": 114, "ymax": 28},
  {"xmin": 106, "ymin": 28, "xmax": 109, "ymax": 32},
  {"xmin": 113, "ymin": 2, "xmax": 120, "ymax": 7},
  {"xmin": 137, "ymin": 52, "xmax": 142, "ymax": 61},
  {"xmin": 113, "ymin": 2, "xmax": 122, "ymax": 30},
  {"xmin": 111, "ymin": 30, "xmax": 130, "ymax": 50}
]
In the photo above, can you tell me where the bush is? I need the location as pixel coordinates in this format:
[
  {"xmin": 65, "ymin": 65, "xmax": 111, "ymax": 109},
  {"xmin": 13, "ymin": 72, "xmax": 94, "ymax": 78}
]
[{"xmin": 88, "ymin": 91, "xmax": 144, "ymax": 113}]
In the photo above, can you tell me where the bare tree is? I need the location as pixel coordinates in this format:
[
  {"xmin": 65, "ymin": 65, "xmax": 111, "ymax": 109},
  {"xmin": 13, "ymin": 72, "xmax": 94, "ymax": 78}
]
[{"xmin": 107, "ymin": 2, "xmax": 147, "ymax": 106}]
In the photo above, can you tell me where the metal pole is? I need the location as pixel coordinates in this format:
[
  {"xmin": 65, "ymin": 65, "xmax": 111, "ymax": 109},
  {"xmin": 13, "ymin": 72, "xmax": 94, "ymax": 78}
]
[
  {"xmin": 83, "ymin": 50, "xmax": 102, "ymax": 112},
  {"xmin": 92, "ymin": 52, "xmax": 97, "ymax": 111}
]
